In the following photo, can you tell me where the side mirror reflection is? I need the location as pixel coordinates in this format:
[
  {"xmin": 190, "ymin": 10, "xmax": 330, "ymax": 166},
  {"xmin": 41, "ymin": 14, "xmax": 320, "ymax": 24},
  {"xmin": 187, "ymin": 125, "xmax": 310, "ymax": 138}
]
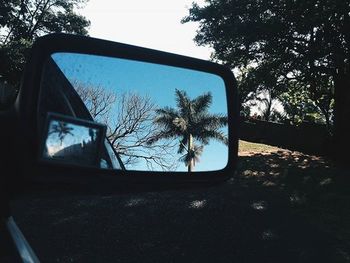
[
  {"xmin": 41, "ymin": 113, "xmax": 106, "ymax": 168},
  {"xmin": 39, "ymin": 52, "xmax": 229, "ymax": 172}
]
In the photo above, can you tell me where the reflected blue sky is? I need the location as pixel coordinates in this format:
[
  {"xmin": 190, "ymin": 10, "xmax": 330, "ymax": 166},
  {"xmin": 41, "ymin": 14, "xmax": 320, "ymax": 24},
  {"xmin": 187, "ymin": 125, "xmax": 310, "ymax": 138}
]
[
  {"xmin": 52, "ymin": 52, "xmax": 228, "ymax": 171},
  {"xmin": 46, "ymin": 120, "xmax": 94, "ymax": 156}
]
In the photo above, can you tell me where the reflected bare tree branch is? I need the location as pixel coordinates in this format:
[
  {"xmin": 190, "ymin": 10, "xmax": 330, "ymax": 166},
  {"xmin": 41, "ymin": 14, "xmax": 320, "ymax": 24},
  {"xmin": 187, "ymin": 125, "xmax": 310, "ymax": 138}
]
[
  {"xmin": 75, "ymin": 83, "xmax": 116, "ymax": 120},
  {"xmin": 75, "ymin": 83, "xmax": 178, "ymax": 170}
]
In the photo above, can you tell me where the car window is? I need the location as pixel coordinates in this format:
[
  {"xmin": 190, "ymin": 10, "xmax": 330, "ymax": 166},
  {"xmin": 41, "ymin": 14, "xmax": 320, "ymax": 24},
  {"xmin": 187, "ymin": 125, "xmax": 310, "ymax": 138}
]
[{"xmin": 38, "ymin": 57, "xmax": 124, "ymax": 170}]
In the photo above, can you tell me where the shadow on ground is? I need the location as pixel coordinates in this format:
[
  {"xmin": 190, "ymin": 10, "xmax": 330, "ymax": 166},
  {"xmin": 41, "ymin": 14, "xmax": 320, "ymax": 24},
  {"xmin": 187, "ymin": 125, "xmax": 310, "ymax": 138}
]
[
  {"xmin": 10, "ymin": 150, "xmax": 350, "ymax": 262},
  {"xmin": 237, "ymin": 150, "xmax": 350, "ymax": 262}
]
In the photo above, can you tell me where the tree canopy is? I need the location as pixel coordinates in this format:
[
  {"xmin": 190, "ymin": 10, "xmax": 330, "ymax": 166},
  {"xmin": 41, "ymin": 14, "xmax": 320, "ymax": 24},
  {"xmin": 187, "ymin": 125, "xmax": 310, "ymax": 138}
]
[
  {"xmin": 183, "ymin": 0, "xmax": 349, "ymax": 73},
  {"xmin": 0, "ymin": 0, "xmax": 90, "ymax": 86},
  {"xmin": 183, "ymin": 0, "xmax": 350, "ymax": 158}
]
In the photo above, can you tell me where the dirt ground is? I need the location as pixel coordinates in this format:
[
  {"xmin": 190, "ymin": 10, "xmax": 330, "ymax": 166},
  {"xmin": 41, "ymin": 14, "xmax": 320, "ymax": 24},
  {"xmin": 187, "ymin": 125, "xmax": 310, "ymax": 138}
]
[
  {"xmin": 10, "ymin": 141, "xmax": 350, "ymax": 262},
  {"xmin": 238, "ymin": 141, "xmax": 350, "ymax": 261}
]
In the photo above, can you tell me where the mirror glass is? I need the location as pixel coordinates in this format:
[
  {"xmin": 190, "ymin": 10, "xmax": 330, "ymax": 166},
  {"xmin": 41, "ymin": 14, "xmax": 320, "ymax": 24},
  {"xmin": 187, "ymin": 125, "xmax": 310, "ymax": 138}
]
[
  {"xmin": 39, "ymin": 52, "xmax": 228, "ymax": 172},
  {"xmin": 42, "ymin": 114, "xmax": 105, "ymax": 167}
]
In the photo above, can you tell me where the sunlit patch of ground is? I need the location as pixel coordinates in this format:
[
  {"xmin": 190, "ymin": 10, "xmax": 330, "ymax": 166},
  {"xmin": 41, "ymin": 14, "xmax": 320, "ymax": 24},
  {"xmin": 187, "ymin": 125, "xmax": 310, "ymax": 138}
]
[
  {"xmin": 189, "ymin": 200, "xmax": 207, "ymax": 209},
  {"xmin": 239, "ymin": 140, "xmax": 281, "ymax": 156},
  {"xmin": 125, "ymin": 197, "xmax": 145, "ymax": 207}
]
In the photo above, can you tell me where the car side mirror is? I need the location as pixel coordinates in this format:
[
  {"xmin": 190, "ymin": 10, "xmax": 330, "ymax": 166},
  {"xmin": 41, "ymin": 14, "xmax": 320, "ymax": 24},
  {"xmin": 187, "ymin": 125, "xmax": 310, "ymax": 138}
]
[
  {"xmin": 16, "ymin": 33, "xmax": 239, "ymax": 186},
  {"xmin": 40, "ymin": 113, "xmax": 106, "ymax": 168}
]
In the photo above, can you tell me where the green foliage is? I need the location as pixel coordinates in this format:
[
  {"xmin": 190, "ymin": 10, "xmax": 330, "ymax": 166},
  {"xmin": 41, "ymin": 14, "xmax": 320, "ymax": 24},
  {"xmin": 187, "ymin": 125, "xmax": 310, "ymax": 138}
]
[
  {"xmin": 183, "ymin": 0, "xmax": 349, "ymax": 70},
  {"xmin": 278, "ymin": 82, "xmax": 319, "ymax": 124},
  {"xmin": 0, "ymin": 38, "xmax": 32, "ymax": 86},
  {"xmin": 0, "ymin": 0, "xmax": 90, "ymax": 86},
  {"xmin": 183, "ymin": 0, "xmax": 349, "ymax": 130},
  {"xmin": 235, "ymin": 66, "xmax": 256, "ymax": 106}
]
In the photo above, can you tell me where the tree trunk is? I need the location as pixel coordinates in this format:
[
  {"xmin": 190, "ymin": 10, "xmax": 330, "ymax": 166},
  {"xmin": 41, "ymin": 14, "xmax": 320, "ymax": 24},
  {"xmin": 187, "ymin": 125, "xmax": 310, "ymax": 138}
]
[
  {"xmin": 317, "ymin": 104, "xmax": 332, "ymax": 136},
  {"xmin": 333, "ymin": 72, "xmax": 350, "ymax": 163},
  {"xmin": 323, "ymin": 109, "xmax": 332, "ymax": 136},
  {"xmin": 264, "ymin": 98, "xmax": 272, "ymax": 121},
  {"xmin": 187, "ymin": 133, "xmax": 193, "ymax": 172}
]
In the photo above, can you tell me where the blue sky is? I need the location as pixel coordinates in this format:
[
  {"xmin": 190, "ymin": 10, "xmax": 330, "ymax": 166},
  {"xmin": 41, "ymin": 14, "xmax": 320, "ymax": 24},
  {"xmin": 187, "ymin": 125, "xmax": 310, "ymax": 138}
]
[
  {"xmin": 46, "ymin": 120, "xmax": 93, "ymax": 156},
  {"xmin": 52, "ymin": 52, "xmax": 229, "ymax": 172}
]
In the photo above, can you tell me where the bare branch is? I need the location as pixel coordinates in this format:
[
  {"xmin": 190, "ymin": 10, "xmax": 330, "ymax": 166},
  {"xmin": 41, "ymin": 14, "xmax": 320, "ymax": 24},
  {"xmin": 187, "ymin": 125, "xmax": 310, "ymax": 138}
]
[{"xmin": 74, "ymin": 82, "xmax": 178, "ymax": 170}]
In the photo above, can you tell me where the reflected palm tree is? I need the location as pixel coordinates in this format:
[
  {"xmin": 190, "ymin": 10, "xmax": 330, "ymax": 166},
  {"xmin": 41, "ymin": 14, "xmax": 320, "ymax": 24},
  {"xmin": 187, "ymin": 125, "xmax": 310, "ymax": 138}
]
[
  {"xmin": 179, "ymin": 143, "xmax": 204, "ymax": 169},
  {"xmin": 148, "ymin": 89, "xmax": 228, "ymax": 172},
  {"xmin": 89, "ymin": 128, "xmax": 96, "ymax": 143},
  {"xmin": 49, "ymin": 121, "xmax": 74, "ymax": 145}
]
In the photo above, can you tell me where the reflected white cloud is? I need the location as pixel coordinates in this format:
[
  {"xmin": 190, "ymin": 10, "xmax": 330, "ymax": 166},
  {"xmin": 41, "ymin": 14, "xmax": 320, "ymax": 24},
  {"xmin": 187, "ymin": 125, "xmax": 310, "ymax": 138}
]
[{"xmin": 47, "ymin": 145, "xmax": 64, "ymax": 156}]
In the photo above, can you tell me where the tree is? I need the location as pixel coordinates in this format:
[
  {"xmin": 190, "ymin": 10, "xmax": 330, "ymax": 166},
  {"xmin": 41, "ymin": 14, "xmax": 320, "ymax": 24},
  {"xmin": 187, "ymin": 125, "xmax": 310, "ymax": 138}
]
[
  {"xmin": 148, "ymin": 89, "xmax": 228, "ymax": 172},
  {"xmin": 75, "ymin": 83, "xmax": 117, "ymax": 121},
  {"xmin": 49, "ymin": 121, "xmax": 74, "ymax": 145},
  {"xmin": 305, "ymin": 73, "xmax": 334, "ymax": 132},
  {"xmin": 183, "ymin": 0, "xmax": 350, "ymax": 160},
  {"xmin": 0, "ymin": 0, "xmax": 90, "ymax": 86},
  {"xmin": 239, "ymin": 63, "xmax": 286, "ymax": 121},
  {"xmin": 75, "ymin": 83, "xmax": 178, "ymax": 170},
  {"xmin": 277, "ymin": 80, "xmax": 333, "ymax": 128},
  {"xmin": 235, "ymin": 66, "xmax": 258, "ymax": 111}
]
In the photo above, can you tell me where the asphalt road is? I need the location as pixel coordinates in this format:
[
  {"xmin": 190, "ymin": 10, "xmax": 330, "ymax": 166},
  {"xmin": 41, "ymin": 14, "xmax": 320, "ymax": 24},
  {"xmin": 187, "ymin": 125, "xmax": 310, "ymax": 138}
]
[{"xmin": 10, "ymin": 178, "xmax": 340, "ymax": 263}]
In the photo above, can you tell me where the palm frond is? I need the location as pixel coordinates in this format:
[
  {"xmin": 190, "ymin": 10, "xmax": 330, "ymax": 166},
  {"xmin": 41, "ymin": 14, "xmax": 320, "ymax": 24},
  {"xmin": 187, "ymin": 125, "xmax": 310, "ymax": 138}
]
[
  {"xmin": 197, "ymin": 129, "xmax": 228, "ymax": 145},
  {"xmin": 154, "ymin": 107, "xmax": 179, "ymax": 129},
  {"xmin": 177, "ymin": 136, "xmax": 188, "ymax": 154},
  {"xmin": 195, "ymin": 113, "xmax": 228, "ymax": 129},
  {"xmin": 193, "ymin": 92, "xmax": 212, "ymax": 113},
  {"xmin": 175, "ymin": 89, "xmax": 189, "ymax": 109},
  {"xmin": 172, "ymin": 117, "xmax": 187, "ymax": 132},
  {"xmin": 146, "ymin": 129, "xmax": 178, "ymax": 145},
  {"xmin": 175, "ymin": 89, "xmax": 192, "ymax": 118},
  {"xmin": 179, "ymin": 143, "xmax": 204, "ymax": 167}
]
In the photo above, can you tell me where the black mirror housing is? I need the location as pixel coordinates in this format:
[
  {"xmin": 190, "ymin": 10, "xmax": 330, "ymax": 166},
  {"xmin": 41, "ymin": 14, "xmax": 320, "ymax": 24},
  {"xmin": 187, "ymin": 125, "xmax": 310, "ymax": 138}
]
[{"xmin": 16, "ymin": 33, "xmax": 239, "ymax": 186}]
